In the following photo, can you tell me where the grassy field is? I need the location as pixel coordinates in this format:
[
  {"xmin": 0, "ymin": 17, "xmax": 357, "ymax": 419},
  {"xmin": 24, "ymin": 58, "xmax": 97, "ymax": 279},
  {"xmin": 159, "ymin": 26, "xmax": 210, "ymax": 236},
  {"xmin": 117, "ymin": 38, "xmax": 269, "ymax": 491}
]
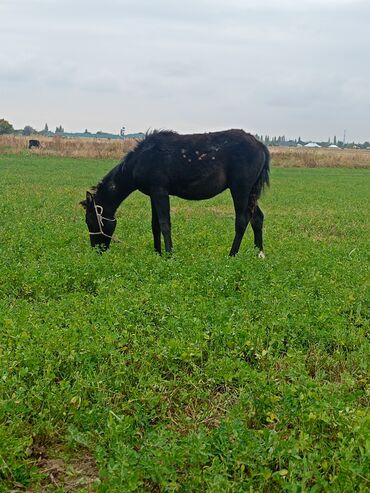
[{"xmin": 0, "ymin": 154, "xmax": 369, "ymax": 492}]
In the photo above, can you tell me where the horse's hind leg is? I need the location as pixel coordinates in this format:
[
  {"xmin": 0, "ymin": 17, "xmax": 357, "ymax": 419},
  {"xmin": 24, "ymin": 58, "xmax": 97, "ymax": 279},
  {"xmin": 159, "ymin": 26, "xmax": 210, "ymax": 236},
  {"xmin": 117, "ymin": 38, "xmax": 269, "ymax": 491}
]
[
  {"xmin": 150, "ymin": 190, "xmax": 173, "ymax": 254},
  {"xmin": 251, "ymin": 205, "xmax": 265, "ymax": 258},
  {"xmin": 229, "ymin": 185, "xmax": 252, "ymax": 256},
  {"xmin": 150, "ymin": 197, "xmax": 161, "ymax": 254}
]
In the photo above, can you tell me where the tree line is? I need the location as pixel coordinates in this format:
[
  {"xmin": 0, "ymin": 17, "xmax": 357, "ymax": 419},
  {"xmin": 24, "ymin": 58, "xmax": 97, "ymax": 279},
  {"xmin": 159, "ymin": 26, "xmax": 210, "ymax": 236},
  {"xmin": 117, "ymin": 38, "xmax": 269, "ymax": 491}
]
[
  {"xmin": 1, "ymin": 118, "xmax": 369, "ymax": 149},
  {"xmin": 0, "ymin": 119, "xmax": 65, "ymax": 136}
]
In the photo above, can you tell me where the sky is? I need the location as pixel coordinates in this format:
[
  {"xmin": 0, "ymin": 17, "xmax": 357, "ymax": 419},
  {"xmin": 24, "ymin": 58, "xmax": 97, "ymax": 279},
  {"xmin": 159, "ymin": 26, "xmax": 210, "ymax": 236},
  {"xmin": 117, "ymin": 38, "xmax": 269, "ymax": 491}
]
[{"xmin": 1, "ymin": 0, "xmax": 369, "ymax": 142}]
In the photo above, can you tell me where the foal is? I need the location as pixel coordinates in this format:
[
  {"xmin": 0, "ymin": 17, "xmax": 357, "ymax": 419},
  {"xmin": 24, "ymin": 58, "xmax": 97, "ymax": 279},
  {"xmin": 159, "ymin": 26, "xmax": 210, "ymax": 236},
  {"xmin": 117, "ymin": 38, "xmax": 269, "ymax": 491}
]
[{"xmin": 81, "ymin": 129, "xmax": 270, "ymax": 256}]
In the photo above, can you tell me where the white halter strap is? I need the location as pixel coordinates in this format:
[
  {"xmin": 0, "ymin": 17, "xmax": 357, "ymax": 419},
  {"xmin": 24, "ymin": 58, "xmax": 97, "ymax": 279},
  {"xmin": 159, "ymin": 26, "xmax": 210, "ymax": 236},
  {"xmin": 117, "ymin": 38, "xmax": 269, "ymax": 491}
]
[{"xmin": 89, "ymin": 201, "xmax": 116, "ymax": 239}]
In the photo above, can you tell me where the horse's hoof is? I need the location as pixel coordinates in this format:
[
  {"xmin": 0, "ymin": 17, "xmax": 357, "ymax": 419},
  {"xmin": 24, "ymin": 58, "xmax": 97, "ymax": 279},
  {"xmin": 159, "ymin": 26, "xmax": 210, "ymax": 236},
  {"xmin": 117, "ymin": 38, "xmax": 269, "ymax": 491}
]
[{"xmin": 258, "ymin": 251, "xmax": 266, "ymax": 259}]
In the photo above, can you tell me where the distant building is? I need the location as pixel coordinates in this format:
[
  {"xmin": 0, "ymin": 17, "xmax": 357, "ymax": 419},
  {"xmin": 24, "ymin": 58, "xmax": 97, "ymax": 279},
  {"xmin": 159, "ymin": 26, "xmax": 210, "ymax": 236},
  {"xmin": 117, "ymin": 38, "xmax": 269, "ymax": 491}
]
[
  {"xmin": 328, "ymin": 144, "xmax": 339, "ymax": 149},
  {"xmin": 304, "ymin": 142, "xmax": 321, "ymax": 148}
]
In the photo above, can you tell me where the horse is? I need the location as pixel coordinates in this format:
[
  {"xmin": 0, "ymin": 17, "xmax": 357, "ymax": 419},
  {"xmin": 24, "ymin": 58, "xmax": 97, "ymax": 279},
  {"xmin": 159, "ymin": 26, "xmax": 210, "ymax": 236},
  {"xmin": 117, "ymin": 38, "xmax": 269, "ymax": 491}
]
[
  {"xmin": 80, "ymin": 129, "xmax": 270, "ymax": 257},
  {"xmin": 28, "ymin": 139, "xmax": 41, "ymax": 149}
]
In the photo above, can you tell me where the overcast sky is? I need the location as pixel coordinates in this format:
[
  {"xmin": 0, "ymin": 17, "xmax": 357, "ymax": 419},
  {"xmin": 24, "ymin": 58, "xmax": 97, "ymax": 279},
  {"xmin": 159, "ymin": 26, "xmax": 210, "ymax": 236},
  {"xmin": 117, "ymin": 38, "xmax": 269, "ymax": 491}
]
[{"xmin": 1, "ymin": 0, "xmax": 369, "ymax": 141}]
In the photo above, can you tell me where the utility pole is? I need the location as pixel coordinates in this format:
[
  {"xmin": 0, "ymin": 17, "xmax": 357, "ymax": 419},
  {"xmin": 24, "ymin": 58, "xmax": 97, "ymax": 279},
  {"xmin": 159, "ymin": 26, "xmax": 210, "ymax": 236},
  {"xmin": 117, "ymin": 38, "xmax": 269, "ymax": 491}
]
[{"xmin": 343, "ymin": 129, "xmax": 346, "ymax": 144}]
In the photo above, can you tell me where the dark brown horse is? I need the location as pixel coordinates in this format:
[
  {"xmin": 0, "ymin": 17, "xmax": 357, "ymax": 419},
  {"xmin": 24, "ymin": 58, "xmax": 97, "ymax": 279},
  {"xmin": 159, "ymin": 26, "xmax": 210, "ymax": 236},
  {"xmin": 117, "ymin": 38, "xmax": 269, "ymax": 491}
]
[
  {"xmin": 28, "ymin": 139, "xmax": 41, "ymax": 149},
  {"xmin": 81, "ymin": 129, "xmax": 270, "ymax": 256}
]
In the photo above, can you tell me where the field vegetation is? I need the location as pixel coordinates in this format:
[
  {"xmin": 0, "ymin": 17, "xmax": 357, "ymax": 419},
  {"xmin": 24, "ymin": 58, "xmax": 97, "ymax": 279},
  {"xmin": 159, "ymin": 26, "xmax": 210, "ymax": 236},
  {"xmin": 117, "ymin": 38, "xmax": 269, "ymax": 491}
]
[
  {"xmin": 0, "ymin": 153, "xmax": 369, "ymax": 492},
  {"xmin": 1, "ymin": 134, "xmax": 370, "ymax": 168},
  {"xmin": 0, "ymin": 135, "xmax": 136, "ymax": 160},
  {"xmin": 269, "ymin": 146, "xmax": 370, "ymax": 169}
]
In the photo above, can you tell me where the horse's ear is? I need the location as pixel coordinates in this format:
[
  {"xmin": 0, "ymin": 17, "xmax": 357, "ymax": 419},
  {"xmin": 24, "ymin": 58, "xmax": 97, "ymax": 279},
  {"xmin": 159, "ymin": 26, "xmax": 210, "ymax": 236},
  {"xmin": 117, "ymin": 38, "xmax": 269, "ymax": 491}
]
[{"xmin": 80, "ymin": 191, "xmax": 93, "ymax": 209}]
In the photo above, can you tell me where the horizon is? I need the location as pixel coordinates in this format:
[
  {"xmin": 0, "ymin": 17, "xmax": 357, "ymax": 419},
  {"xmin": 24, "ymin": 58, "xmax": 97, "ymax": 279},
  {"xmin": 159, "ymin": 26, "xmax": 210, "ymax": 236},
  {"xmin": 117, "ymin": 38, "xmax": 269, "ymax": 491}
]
[{"xmin": 5, "ymin": 122, "xmax": 367, "ymax": 145}]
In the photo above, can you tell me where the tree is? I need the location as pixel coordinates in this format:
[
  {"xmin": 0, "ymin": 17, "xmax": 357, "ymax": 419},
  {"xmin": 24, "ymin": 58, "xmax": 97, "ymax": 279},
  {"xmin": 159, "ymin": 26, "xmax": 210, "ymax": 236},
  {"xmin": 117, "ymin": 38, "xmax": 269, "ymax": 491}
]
[
  {"xmin": 23, "ymin": 125, "xmax": 36, "ymax": 136},
  {"xmin": 40, "ymin": 123, "xmax": 49, "ymax": 135},
  {"xmin": 55, "ymin": 125, "xmax": 64, "ymax": 134},
  {"xmin": 0, "ymin": 118, "xmax": 14, "ymax": 134}
]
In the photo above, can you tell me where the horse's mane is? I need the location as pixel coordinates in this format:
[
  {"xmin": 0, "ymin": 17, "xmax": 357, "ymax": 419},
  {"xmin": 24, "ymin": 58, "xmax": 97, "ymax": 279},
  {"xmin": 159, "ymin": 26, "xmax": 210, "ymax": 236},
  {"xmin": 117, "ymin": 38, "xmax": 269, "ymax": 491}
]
[
  {"xmin": 134, "ymin": 129, "xmax": 178, "ymax": 150},
  {"xmin": 118, "ymin": 129, "xmax": 177, "ymax": 170},
  {"xmin": 147, "ymin": 129, "xmax": 178, "ymax": 138},
  {"xmin": 81, "ymin": 130, "xmax": 178, "ymax": 207}
]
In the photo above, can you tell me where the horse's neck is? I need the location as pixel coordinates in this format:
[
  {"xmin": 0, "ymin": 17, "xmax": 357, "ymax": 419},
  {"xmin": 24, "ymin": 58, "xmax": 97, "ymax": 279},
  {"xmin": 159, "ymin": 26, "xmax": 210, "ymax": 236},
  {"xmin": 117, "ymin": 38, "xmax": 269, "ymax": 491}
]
[{"xmin": 97, "ymin": 162, "xmax": 135, "ymax": 216}]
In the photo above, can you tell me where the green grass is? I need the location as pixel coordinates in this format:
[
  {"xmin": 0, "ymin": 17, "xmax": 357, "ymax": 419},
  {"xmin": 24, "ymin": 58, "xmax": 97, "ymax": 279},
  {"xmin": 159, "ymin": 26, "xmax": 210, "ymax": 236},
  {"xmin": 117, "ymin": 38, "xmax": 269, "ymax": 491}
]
[{"xmin": 0, "ymin": 154, "xmax": 369, "ymax": 492}]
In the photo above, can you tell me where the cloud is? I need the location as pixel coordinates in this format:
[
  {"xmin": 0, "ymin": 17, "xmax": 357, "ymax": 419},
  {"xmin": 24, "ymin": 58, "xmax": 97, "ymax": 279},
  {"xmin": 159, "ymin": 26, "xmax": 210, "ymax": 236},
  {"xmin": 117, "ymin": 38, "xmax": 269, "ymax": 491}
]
[{"xmin": 1, "ymin": 0, "xmax": 369, "ymax": 140}]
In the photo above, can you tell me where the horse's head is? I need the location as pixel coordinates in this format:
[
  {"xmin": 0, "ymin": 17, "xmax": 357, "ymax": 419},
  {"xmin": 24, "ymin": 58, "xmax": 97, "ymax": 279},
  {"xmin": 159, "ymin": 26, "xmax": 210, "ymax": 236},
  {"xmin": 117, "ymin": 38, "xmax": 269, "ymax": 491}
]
[{"xmin": 80, "ymin": 191, "xmax": 117, "ymax": 251}]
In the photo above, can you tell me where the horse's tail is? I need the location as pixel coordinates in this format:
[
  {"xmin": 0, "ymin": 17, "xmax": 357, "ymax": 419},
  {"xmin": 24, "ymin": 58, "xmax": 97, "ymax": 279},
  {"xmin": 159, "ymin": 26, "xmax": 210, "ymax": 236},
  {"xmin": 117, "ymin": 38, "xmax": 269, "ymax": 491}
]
[{"xmin": 248, "ymin": 144, "xmax": 270, "ymax": 211}]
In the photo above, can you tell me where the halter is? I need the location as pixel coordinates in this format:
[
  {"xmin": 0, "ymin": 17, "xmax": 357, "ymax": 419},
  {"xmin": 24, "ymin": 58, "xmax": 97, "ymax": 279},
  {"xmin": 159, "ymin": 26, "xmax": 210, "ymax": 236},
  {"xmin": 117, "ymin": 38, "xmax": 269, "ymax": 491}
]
[{"xmin": 89, "ymin": 201, "xmax": 117, "ymax": 239}]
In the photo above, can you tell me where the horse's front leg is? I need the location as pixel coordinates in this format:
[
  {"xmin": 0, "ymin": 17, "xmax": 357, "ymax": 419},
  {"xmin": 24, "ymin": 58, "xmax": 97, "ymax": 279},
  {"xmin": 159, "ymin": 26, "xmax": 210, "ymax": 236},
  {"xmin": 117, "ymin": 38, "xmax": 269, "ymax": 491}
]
[
  {"xmin": 150, "ymin": 190, "xmax": 173, "ymax": 254},
  {"xmin": 150, "ymin": 197, "xmax": 161, "ymax": 254}
]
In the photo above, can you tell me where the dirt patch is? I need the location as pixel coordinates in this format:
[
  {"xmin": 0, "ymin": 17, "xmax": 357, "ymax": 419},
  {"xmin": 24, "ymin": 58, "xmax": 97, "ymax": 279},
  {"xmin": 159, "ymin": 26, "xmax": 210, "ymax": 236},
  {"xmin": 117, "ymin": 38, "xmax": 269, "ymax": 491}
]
[{"xmin": 26, "ymin": 441, "xmax": 100, "ymax": 492}]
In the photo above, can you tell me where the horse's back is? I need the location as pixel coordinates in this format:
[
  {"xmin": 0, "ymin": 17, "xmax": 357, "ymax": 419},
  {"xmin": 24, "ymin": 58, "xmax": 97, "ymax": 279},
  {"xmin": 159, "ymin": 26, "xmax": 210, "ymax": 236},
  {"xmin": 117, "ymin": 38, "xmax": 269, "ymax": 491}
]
[{"xmin": 131, "ymin": 129, "xmax": 267, "ymax": 198}]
